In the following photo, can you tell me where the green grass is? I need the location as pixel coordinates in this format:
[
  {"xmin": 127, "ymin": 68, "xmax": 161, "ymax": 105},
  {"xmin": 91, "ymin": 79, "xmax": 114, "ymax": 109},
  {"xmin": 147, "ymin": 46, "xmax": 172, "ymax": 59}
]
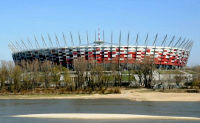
[
  {"xmin": 158, "ymin": 70, "xmax": 183, "ymax": 74},
  {"xmin": 184, "ymin": 70, "xmax": 197, "ymax": 74},
  {"xmin": 121, "ymin": 70, "xmax": 136, "ymax": 74},
  {"xmin": 103, "ymin": 74, "xmax": 135, "ymax": 81}
]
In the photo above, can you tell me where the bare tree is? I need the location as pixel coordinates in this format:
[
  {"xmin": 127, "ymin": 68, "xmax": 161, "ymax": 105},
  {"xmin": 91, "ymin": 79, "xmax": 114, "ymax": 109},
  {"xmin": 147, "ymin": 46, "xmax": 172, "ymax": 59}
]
[
  {"xmin": 40, "ymin": 60, "xmax": 52, "ymax": 88},
  {"xmin": 134, "ymin": 56, "xmax": 155, "ymax": 88},
  {"xmin": 0, "ymin": 61, "xmax": 9, "ymax": 90},
  {"xmin": 73, "ymin": 58, "xmax": 87, "ymax": 89},
  {"xmin": 51, "ymin": 64, "xmax": 61, "ymax": 89},
  {"xmin": 30, "ymin": 60, "xmax": 40, "ymax": 90},
  {"xmin": 62, "ymin": 67, "xmax": 72, "ymax": 89},
  {"xmin": 11, "ymin": 65, "xmax": 22, "ymax": 92}
]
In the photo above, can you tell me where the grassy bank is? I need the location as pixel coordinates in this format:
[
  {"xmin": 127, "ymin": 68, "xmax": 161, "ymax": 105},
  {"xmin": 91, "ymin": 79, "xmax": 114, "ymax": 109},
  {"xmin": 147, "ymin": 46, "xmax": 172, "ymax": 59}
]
[{"xmin": 0, "ymin": 87, "xmax": 121, "ymax": 95}]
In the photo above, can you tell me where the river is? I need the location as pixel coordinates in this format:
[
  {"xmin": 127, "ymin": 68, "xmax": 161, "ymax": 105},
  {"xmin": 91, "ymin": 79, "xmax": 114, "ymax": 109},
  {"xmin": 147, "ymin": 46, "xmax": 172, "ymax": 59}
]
[{"xmin": 0, "ymin": 99, "xmax": 200, "ymax": 123}]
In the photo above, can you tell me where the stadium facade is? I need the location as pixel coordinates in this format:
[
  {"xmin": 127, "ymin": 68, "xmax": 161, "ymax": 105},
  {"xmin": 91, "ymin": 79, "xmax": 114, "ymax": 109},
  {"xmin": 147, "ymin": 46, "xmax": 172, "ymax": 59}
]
[{"xmin": 9, "ymin": 31, "xmax": 193, "ymax": 69}]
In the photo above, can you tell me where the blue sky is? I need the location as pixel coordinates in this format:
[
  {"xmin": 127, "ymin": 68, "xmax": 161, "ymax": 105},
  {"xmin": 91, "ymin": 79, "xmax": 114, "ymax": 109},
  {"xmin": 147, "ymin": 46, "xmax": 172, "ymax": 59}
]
[{"xmin": 0, "ymin": 0, "xmax": 200, "ymax": 66}]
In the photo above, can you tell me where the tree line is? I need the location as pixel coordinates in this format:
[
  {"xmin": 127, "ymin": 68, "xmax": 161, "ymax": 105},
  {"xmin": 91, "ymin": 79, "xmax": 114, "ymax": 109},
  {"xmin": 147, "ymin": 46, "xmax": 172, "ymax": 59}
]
[{"xmin": 0, "ymin": 56, "xmax": 165, "ymax": 94}]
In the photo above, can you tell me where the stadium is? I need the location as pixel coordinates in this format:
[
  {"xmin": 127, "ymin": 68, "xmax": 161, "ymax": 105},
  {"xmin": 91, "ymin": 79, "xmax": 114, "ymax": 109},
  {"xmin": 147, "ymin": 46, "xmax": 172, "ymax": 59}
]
[{"xmin": 8, "ymin": 30, "xmax": 193, "ymax": 69}]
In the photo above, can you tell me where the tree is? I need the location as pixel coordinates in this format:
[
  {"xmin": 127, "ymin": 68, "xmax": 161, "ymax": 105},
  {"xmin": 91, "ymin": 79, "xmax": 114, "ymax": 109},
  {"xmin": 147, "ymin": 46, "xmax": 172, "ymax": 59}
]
[
  {"xmin": 62, "ymin": 67, "xmax": 72, "ymax": 90},
  {"xmin": 51, "ymin": 65, "xmax": 61, "ymax": 89},
  {"xmin": 134, "ymin": 60, "xmax": 143, "ymax": 85},
  {"xmin": 73, "ymin": 58, "xmax": 87, "ymax": 89},
  {"xmin": 0, "ymin": 61, "xmax": 9, "ymax": 90},
  {"xmin": 192, "ymin": 78, "xmax": 200, "ymax": 89},
  {"xmin": 192, "ymin": 74, "xmax": 200, "ymax": 89},
  {"xmin": 134, "ymin": 56, "xmax": 155, "ymax": 88},
  {"xmin": 110, "ymin": 62, "xmax": 119, "ymax": 86},
  {"xmin": 174, "ymin": 74, "xmax": 184, "ymax": 87},
  {"xmin": 21, "ymin": 72, "xmax": 31, "ymax": 91},
  {"xmin": 29, "ymin": 60, "xmax": 40, "ymax": 90},
  {"xmin": 11, "ymin": 65, "xmax": 22, "ymax": 91},
  {"xmin": 40, "ymin": 61, "xmax": 52, "ymax": 88},
  {"xmin": 7, "ymin": 61, "xmax": 15, "ymax": 92},
  {"xmin": 20, "ymin": 61, "xmax": 31, "ymax": 91},
  {"xmin": 91, "ymin": 63, "xmax": 105, "ymax": 88}
]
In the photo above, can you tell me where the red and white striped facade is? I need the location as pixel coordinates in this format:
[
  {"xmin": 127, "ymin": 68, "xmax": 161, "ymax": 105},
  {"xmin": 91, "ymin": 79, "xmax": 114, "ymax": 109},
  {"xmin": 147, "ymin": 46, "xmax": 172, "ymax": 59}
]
[{"xmin": 12, "ymin": 44, "xmax": 190, "ymax": 68}]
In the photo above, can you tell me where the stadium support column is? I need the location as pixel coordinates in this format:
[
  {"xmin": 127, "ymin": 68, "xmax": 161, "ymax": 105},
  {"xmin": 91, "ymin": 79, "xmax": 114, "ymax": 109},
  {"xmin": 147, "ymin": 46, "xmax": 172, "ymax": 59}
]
[
  {"xmin": 62, "ymin": 33, "xmax": 67, "ymax": 67},
  {"xmin": 8, "ymin": 42, "xmax": 18, "ymax": 55},
  {"xmin": 160, "ymin": 34, "xmax": 167, "ymax": 69},
  {"xmin": 126, "ymin": 32, "xmax": 130, "ymax": 84},
  {"xmin": 177, "ymin": 38, "xmax": 186, "ymax": 69},
  {"xmin": 134, "ymin": 33, "xmax": 139, "ymax": 69},
  {"xmin": 94, "ymin": 31, "xmax": 97, "ymax": 64},
  {"xmin": 95, "ymin": 31, "xmax": 96, "ymax": 41},
  {"xmin": 8, "ymin": 43, "xmax": 15, "ymax": 53},
  {"xmin": 183, "ymin": 41, "xmax": 192, "ymax": 67},
  {"xmin": 34, "ymin": 35, "xmax": 40, "ymax": 49},
  {"xmin": 166, "ymin": 36, "xmax": 175, "ymax": 69},
  {"xmin": 70, "ymin": 32, "xmax": 74, "ymax": 47},
  {"xmin": 62, "ymin": 33, "xmax": 67, "ymax": 47},
  {"xmin": 15, "ymin": 41, "xmax": 22, "ymax": 52},
  {"xmin": 179, "ymin": 39, "xmax": 190, "ymax": 68},
  {"xmin": 173, "ymin": 37, "xmax": 181, "ymax": 69},
  {"xmin": 186, "ymin": 42, "xmax": 193, "ymax": 66},
  {"xmin": 20, "ymin": 40, "xmax": 28, "ymax": 61},
  {"xmin": 126, "ymin": 32, "xmax": 130, "ymax": 70},
  {"xmin": 8, "ymin": 43, "xmax": 19, "ymax": 63},
  {"xmin": 11, "ymin": 41, "xmax": 21, "ymax": 63},
  {"xmin": 27, "ymin": 37, "xmax": 33, "ymax": 49},
  {"xmin": 86, "ymin": 31, "xmax": 89, "ymax": 69},
  {"xmin": 55, "ymin": 33, "xmax": 61, "ymax": 48},
  {"xmin": 47, "ymin": 34, "xmax": 54, "ymax": 63},
  {"xmin": 70, "ymin": 32, "xmax": 74, "ymax": 69},
  {"xmin": 153, "ymin": 34, "xmax": 158, "ymax": 67},
  {"xmin": 15, "ymin": 41, "xmax": 23, "ymax": 62},
  {"xmin": 21, "ymin": 39, "xmax": 28, "ymax": 50},
  {"xmin": 78, "ymin": 32, "xmax": 81, "ymax": 46},
  {"xmin": 41, "ymin": 34, "xmax": 48, "ymax": 61},
  {"xmin": 118, "ymin": 31, "xmax": 122, "ymax": 86},
  {"xmin": 27, "ymin": 37, "xmax": 34, "ymax": 61},
  {"xmin": 102, "ymin": 30, "xmax": 105, "ymax": 68},
  {"xmin": 48, "ymin": 34, "xmax": 54, "ymax": 48},
  {"xmin": 78, "ymin": 32, "xmax": 81, "ymax": 59},
  {"xmin": 10, "ymin": 41, "xmax": 19, "ymax": 53},
  {"xmin": 144, "ymin": 33, "xmax": 149, "ymax": 58},
  {"xmin": 55, "ymin": 33, "xmax": 62, "ymax": 65},
  {"xmin": 118, "ymin": 31, "xmax": 121, "ymax": 71},
  {"xmin": 110, "ymin": 32, "xmax": 113, "ymax": 70},
  {"xmin": 41, "ymin": 34, "xmax": 47, "ymax": 48},
  {"xmin": 34, "ymin": 35, "xmax": 41, "ymax": 63}
]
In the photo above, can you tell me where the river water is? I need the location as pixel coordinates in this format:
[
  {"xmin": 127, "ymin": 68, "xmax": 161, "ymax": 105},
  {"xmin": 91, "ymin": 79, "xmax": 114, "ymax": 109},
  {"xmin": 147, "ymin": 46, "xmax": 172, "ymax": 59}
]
[{"xmin": 0, "ymin": 99, "xmax": 200, "ymax": 123}]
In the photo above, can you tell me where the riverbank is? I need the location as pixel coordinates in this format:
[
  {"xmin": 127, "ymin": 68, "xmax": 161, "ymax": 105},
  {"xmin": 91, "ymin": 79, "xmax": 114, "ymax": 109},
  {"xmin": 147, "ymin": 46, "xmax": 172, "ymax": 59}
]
[{"xmin": 0, "ymin": 88, "xmax": 200, "ymax": 101}]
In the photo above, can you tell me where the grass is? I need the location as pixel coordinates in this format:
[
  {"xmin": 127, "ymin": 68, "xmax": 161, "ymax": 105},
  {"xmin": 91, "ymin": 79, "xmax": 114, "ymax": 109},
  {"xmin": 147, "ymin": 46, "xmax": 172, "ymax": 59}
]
[
  {"xmin": 102, "ymin": 74, "xmax": 136, "ymax": 82},
  {"xmin": 158, "ymin": 70, "xmax": 183, "ymax": 74},
  {"xmin": 184, "ymin": 70, "xmax": 197, "ymax": 74}
]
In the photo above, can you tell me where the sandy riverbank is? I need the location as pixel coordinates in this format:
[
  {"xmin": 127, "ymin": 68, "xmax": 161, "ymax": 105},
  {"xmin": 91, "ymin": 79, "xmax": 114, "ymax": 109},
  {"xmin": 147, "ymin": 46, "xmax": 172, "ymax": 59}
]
[{"xmin": 0, "ymin": 89, "xmax": 200, "ymax": 101}]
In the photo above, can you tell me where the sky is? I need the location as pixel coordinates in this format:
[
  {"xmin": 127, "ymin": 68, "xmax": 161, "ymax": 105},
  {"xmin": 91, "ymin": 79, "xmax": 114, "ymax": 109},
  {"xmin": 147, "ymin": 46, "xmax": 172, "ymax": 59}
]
[{"xmin": 0, "ymin": 0, "xmax": 199, "ymax": 66}]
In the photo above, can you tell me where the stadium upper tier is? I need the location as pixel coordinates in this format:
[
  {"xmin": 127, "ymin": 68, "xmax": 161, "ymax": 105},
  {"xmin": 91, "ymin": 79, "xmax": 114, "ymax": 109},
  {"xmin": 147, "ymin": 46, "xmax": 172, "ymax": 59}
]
[{"xmin": 9, "ymin": 32, "xmax": 193, "ymax": 69}]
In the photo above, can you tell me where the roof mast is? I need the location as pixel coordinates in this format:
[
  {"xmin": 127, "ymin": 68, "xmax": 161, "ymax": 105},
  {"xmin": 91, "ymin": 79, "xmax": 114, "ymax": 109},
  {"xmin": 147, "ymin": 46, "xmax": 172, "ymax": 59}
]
[{"xmin": 94, "ymin": 27, "xmax": 104, "ymax": 45}]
